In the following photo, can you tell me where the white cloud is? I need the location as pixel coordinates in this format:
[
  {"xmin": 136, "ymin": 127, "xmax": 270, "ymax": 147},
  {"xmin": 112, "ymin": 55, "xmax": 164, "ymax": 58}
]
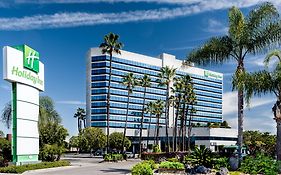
[
  {"xmin": 0, "ymin": 0, "xmax": 279, "ymax": 30},
  {"xmin": 204, "ymin": 19, "xmax": 228, "ymax": 34},
  {"xmin": 223, "ymin": 91, "xmax": 275, "ymax": 115},
  {"xmin": 56, "ymin": 100, "xmax": 86, "ymax": 105}
]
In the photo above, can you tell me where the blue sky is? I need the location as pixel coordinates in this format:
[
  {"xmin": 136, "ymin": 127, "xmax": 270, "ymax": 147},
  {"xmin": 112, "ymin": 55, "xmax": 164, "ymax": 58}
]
[{"xmin": 0, "ymin": 0, "xmax": 279, "ymax": 137}]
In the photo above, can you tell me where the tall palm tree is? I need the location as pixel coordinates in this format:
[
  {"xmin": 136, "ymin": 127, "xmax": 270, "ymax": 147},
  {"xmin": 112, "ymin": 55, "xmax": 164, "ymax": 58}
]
[
  {"xmin": 153, "ymin": 100, "xmax": 165, "ymax": 147},
  {"xmin": 171, "ymin": 77, "xmax": 185, "ymax": 151},
  {"xmin": 74, "ymin": 108, "xmax": 86, "ymax": 133},
  {"xmin": 145, "ymin": 101, "xmax": 155, "ymax": 150},
  {"xmin": 243, "ymin": 50, "xmax": 281, "ymax": 160},
  {"xmin": 121, "ymin": 73, "xmax": 137, "ymax": 152},
  {"xmin": 138, "ymin": 74, "xmax": 151, "ymax": 155},
  {"xmin": 187, "ymin": 106, "xmax": 196, "ymax": 154},
  {"xmin": 157, "ymin": 66, "xmax": 176, "ymax": 152},
  {"xmin": 99, "ymin": 32, "xmax": 123, "ymax": 153},
  {"xmin": 185, "ymin": 3, "xmax": 281, "ymax": 160}
]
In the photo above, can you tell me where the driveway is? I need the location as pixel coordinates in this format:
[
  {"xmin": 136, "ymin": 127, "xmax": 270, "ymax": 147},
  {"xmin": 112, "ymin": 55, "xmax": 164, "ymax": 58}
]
[{"xmin": 23, "ymin": 154, "xmax": 140, "ymax": 175}]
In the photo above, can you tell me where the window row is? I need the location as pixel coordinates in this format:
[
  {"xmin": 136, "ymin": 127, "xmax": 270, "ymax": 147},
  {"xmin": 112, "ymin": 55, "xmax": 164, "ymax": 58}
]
[
  {"xmin": 91, "ymin": 115, "xmax": 166, "ymax": 124},
  {"xmin": 91, "ymin": 122, "xmax": 160, "ymax": 129},
  {"xmin": 193, "ymin": 84, "xmax": 222, "ymax": 94}
]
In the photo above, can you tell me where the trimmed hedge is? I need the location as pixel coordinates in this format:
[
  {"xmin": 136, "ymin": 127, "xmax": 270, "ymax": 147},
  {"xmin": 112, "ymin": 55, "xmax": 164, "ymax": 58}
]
[
  {"xmin": 159, "ymin": 161, "xmax": 185, "ymax": 170},
  {"xmin": 0, "ymin": 160, "xmax": 70, "ymax": 174},
  {"xmin": 103, "ymin": 153, "xmax": 124, "ymax": 162},
  {"xmin": 131, "ymin": 161, "xmax": 155, "ymax": 175},
  {"xmin": 141, "ymin": 152, "xmax": 188, "ymax": 162}
]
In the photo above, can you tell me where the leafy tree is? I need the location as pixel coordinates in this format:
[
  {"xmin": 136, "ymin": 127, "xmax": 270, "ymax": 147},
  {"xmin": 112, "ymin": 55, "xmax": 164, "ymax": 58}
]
[
  {"xmin": 73, "ymin": 108, "xmax": 86, "ymax": 133},
  {"xmin": 39, "ymin": 96, "xmax": 62, "ymax": 126},
  {"xmin": 186, "ymin": 2, "xmax": 281, "ymax": 160},
  {"xmin": 1, "ymin": 102, "xmax": 11, "ymax": 129},
  {"xmin": 243, "ymin": 130, "xmax": 276, "ymax": 157},
  {"xmin": 99, "ymin": 32, "xmax": 123, "ymax": 153},
  {"xmin": 0, "ymin": 138, "xmax": 11, "ymax": 166},
  {"xmin": 157, "ymin": 66, "xmax": 176, "ymax": 152},
  {"xmin": 243, "ymin": 50, "xmax": 281, "ymax": 160},
  {"xmin": 139, "ymin": 74, "xmax": 151, "ymax": 155},
  {"xmin": 39, "ymin": 122, "xmax": 69, "ymax": 147},
  {"xmin": 39, "ymin": 144, "xmax": 66, "ymax": 162},
  {"xmin": 78, "ymin": 127, "xmax": 106, "ymax": 152},
  {"xmin": 109, "ymin": 132, "xmax": 131, "ymax": 151},
  {"xmin": 121, "ymin": 73, "xmax": 137, "ymax": 152},
  {"xmin": 0, "ymin": 131, "xmax": 4, "ymax": 138}
]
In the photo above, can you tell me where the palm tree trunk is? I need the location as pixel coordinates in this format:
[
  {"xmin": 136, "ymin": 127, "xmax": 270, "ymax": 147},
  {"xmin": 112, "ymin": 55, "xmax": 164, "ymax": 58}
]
[
  {"xmin": 78, "ymin": 118, "xmax": 81, "ymax": 133},
  {"xmin": 181, "ymin": 103, "xmax": 186, "ymax": 151},
  {"xmin": 156, "ymin": 114, "xmax": 160, "ymax": 147},
  {"xmin": 237, "ymin": 88, "xmax": 244, "ymax": 162},
  {"xmin": 273, "ymin": 101, "xmax": 281, "ymax": 161},
  {"xmin": 165, "ymin": 84, "xmax": 170, "ymax": 152},
  {"xmin": 183, "ymin": 107, "xmax": 188, "ymax": 151},
  {"xmin": 139, "ymin": 87, "xmax": 147, "ymax": 155},
  {"xmin": 83, "ymin": 119, "xmax": 86, "ymax": 129},
  {"xmin": 187, "ymin": 109, "xmax": 193, "ymax": 154},
  {"xmin": 122, "ymin": 90, "xmax": 131, "ymax": 153},
  {"xmin": 147, "ymin": 113, "xmax": 152, "ymax": 151},
  {"xmin": 106, "ymin": 52, "xmax": 113, "ymax": 153},
  {"xmin": 174, "ymin": 99, "xmax": 181, "ymax": 152}
]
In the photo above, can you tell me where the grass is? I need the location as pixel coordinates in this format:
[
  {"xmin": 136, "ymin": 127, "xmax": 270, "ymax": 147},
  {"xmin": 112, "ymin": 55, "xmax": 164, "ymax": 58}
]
[
  {"xmin": 0, "ymin": 160, "xmax": 70, "ymax": 174},
  {"xmin": 229, "ymin": 171, "xmax": 243, "ymax": 175}
]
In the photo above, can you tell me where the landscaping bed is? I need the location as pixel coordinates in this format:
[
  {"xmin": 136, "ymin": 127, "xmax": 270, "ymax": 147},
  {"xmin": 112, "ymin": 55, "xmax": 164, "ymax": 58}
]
[{"xmin": 0, "ymin": 160, "xmax": 70, "ymax": 174}]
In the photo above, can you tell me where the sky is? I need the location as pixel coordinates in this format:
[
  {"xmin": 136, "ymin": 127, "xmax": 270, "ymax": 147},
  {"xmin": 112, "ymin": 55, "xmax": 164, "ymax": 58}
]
[{"xmin": 0, "ymin": 0, "xmax": 280, "ymax": 137}]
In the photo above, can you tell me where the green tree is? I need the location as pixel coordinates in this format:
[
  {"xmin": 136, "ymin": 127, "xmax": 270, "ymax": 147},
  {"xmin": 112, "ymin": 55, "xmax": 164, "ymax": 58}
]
[
  {"xmin": 243, "ymin": 130, "xmax": 276, "ymax": 157},
  {"xmin": 121, "ymin": 73, "xmax": 137, "ymax": 152},
  {"xmin": 99, "ymin": 32, "xmax": 123, "ymax": 153},
  {"xmin": 139, "ymin": 74, "xmax": 151, "ymax": 155},
  {"xmin": 73, "ymin": 108, "xmax": 86, "ymax": 133},
  {"xmin": 0, "ymin": 131, "xmax": 4, "ymax": 138},
  {"xmin": 0, "ymin": 138, "xmax": 11, "ymax": 165},
  {"xmin": 186, "ymin": 3, "xmax": 281, "ymax": 160},
  {"xmin": 109, "ymin": 132, "xmax": 131, "ymax": 151},
  {"xmin": 145, "ymin": 101, "xmax": 155, "ymax": 149},
  {"xmin": 39, "ymin": 122, "xmax": 69, "ymax": 147},
  {"xmin": 243, "ymin": 50, "xmax": 281, "ymax": 160},
  {"xmin": 39, "ymin": 96, "xmax": 62, "ymax": 126},
  {"xmin": 78, "ymin": 127, "xmax": 106, "ymax": 152},
  {"xmin": 157, "ymin": 66, "xmax": 176, "ymax": 152}
]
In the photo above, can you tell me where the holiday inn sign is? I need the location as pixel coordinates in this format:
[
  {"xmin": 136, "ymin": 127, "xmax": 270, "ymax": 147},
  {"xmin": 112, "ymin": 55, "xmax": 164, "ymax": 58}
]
[{"xmin": 3, "ymin": 45, "xmax": 44, "ymax": 165}]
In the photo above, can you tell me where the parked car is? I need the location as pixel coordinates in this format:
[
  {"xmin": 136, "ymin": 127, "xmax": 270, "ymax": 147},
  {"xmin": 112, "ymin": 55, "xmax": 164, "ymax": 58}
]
[{"xmin": 125, "ymin": 151, "xmax": 134, "ymax": 158}]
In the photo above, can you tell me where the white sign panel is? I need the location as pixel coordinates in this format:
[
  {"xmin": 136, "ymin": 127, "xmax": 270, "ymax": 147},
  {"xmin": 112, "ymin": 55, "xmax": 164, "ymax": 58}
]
[{"xmin": 3, "ymin": 46, "xmax": 44, "ymax": 91}]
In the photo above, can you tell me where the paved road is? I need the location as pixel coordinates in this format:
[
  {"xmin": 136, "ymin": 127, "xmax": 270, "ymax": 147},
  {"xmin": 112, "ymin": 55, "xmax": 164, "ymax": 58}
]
[{"xmin": 23, "ymin": 155, "xmax": 140, "ymax": 175}]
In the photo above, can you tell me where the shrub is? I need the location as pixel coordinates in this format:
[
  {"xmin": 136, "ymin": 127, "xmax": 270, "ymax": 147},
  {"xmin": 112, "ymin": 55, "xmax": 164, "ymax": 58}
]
[
  {"xmin": 131, "ymin": 162, "xmax": 153, "ymax": 175},
  {"xmin": 167, "ymin": 157, "xmax": 179, "ymax": 162},
  {"xmin": 103, "ymin": 153, "xmax": 123, "ymax": 162},
  {"xmin": 159, "ymin": 161, "xmax": 185, "ymax": 170},
  {"xmin": 39, "ymin": 144, "xmax": 66, "ymax": 162},
  {"xmin": 142, "ymin": 160, "xmax": 157, "ymax": 169},
  {"xmin": 0, "ymin": 160, "xmax": 70, "ymax": 174},
  {"xmin": 185, "ymin": 147, "xmax": 214, "ymax": 168},
  {"xmin": 240, "ymin": 154, "xmax": 279, "ymax": 175},
  {"xmin": 152, "ymin": 145, "xmax": 161, "ymax": 153},
  {"xmin": 213, "ymin": 157, "xmax": 229, "ymax": 170}
]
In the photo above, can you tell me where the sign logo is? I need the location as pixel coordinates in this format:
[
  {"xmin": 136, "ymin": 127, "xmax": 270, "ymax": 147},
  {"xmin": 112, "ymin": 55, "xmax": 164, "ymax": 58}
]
[
  {"xmin": 23, "ymin": 46, "xmax": 39, "ymax": 73},
  {"xmin": 204, "ymin": 70, "xmax": 222, "ymax": 79}
]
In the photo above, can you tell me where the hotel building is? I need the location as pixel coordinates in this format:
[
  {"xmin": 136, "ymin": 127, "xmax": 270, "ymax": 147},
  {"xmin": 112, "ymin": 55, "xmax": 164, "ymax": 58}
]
[{"xmin": 86, "ymin": 48, "xmax": 224, "ymax": 143}]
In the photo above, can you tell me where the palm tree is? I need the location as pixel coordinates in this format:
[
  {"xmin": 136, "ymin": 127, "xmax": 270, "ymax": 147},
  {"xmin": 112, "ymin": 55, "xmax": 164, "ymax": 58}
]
[
  {"xmin": 138, "ymin": 74, "xmax": 151, "ymax": 155},
  {"xmin": 171, "ymin": 77, "xmax": 185, "ymax": 151},
  {"xmin": 1, "ymin": 102, "xmax": 11, "ymax": 129},
  {"xmin": 157, "ymin": 66, "xmax": 176, "ymax": 152},
  {"xmin": 99, "ymin": 32, "xmax": 123, "ymax": 153},
  {"xmin": 243, "ymin": 50, "xmax": 281, "ymax": 160},
  {"xmin": 74, "ymin": 108, "xmax": 86, "ymax": 133},
  {"xmin": 121, "ymin": 73, "xmax": 137, "ymax": 152},
  {"xmin": 185, "ymin": 2, "xmax": 281, "ymax": 160},
  {"xmin": 153, "ymin": 100, "xmax": 165, "ymax": 147},
  {"xmin": 145, "ymin": 101, "xmax": 155, "ymax": 150},
  {"xmin": 187, "ymin": 107, "xmax": 196, "ymax": 154},
  {"xmin": 1, "ymin": 96, "xmax": 61, "ymax": 128}
]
